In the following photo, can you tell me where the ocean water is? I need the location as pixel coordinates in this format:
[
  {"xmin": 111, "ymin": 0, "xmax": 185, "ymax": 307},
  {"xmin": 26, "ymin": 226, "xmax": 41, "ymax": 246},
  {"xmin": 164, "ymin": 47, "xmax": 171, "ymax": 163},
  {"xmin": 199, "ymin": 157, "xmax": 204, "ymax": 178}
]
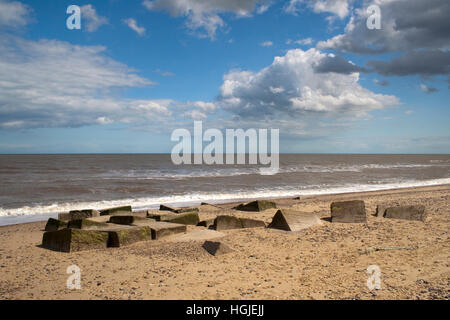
[{"xmin": 0, "ymin": 154, "xmax": 449, "ymax": 225}]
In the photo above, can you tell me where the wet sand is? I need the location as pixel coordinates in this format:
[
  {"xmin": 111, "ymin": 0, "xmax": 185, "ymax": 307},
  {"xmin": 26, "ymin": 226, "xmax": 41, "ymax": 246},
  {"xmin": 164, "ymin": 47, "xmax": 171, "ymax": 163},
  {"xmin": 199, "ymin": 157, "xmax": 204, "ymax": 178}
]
[{"xmin": 0, "ymin": 184, "xmax": 449, "ymax": 300}]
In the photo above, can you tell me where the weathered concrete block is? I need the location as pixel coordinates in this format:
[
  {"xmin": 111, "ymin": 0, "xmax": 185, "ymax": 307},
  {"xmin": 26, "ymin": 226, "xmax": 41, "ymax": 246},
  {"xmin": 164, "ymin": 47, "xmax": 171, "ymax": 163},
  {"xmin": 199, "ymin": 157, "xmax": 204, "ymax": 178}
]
[
  {"xmin": 159, "ymin": 205, "xmax": 199, "ymax": 214},
  {"xmin": 197, "ymin": 218, "xmax": 215, "ymax": 228},
  {"xmin": 57, "ymin": 212, "xmax": 70, "ymax": 221},
  {"xmin": 146, "ymin": 221, "xmax": 187, "ymax": 240},
  {"xmin": 45, "ymin": 218, "xmax": 68, "ymax": 232},
  {"xmin": 159, "ymin": 204, "xmax": 177, "ymax": 212},
  {"xmin": 213, "ymin": 215, "xmax": 242, "ymax": 230},
  {"xmin": 67, "ymin": 219, "xmax": 109, "ymax": 230},
  {"xmin": 240, "ymin": 218, "xmax": 266, "ymax": 228},
  {"xmin": 174, "ymin": 207, "xmax": 199, "ymax": 214},
  {"xmin": 160, "ymin": 211, "xmax": 200, "ymax": 225},
  {"xmin": 107, "ymin": 226, "xmax": 152, "ymax": 247},
  {"xmin": 268, "ymin": 209, "xmax": 321, "ymax": 232},
  {"xmin": 99, "ymin": 206, "xmax": 132, "ymax": 216},
  {"xmin": 213, "ymin": 215, "xmax": 266, "ymax": 231},
  {"xmin": 234, "ymin": 200, "xmax": 277, "ymax": 212},
  {"xmin": 58, "ymin": 209, "xmax": 100, "ymax": 221},
  {"xmin": 109, "ymin": 215, "xmax": 149, "ymax": 225},
  {"xmin": 201, "ymin": 202, "xmax": 218, "ymax": 207},
  {"xmin": 202, "ymin": 241, "xmax": 234, "ymax": 256},
  {"xmin": 147, "ymin": 212, "xmax": 173, "ymax": 221},
  {"xmin": 384, "ymin": 205, "xmax": 427, "ymax": 221},
  {"xmin": 331, "ymin": 200, "xmax": 366, "ymax": 223},
  {"xmin": 42, "ymin": 228, "xmax": 109, "ymax": 252}
]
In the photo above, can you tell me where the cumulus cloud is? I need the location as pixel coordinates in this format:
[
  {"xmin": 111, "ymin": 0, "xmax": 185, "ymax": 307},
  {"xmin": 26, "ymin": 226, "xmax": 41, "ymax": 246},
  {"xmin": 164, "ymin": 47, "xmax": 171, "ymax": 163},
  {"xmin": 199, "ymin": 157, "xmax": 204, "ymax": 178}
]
[
  {"xmin": 317, "ymin": 0, "xmax": 450, "ymax": 54},
  {"xmin": 313, "ymin": 54, "xmax": 367, "ymax": 74},
  {"xmin": 142, "ymin": 0, "xmax": 267, "ymax": 39},
  {"xmin": 80, "ymin": 4, "xmax": 108, "ymax": 32},
  {"xmin": 0, "ymin": 0, "xmax": 31, "ymax": 28},
  {"xmin": 123, "ymin": 18, "xmax": 146, "ymax": 36},
  {"xmin": 217, "ymin": 48, "xmax": 398, "ymax": 119},
  {"xmin": 285, "ymin": 0, "xmax": 352, "ymax": 19}
]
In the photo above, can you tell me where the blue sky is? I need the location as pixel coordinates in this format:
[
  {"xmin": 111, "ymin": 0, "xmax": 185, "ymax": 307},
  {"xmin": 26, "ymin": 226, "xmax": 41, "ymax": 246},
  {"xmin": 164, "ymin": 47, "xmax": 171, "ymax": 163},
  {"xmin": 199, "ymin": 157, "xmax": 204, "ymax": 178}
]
[{"xmin": 0, "ymin": 0, "xmax": 449, "ymax": 154}]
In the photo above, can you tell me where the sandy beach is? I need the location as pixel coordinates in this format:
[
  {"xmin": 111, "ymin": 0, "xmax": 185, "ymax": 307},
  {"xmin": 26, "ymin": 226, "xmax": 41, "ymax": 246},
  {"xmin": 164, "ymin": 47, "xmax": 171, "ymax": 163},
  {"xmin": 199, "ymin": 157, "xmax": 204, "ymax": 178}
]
[{"xmin": 0, "ymin": 184, "xmax": 449, "ymax": 300}]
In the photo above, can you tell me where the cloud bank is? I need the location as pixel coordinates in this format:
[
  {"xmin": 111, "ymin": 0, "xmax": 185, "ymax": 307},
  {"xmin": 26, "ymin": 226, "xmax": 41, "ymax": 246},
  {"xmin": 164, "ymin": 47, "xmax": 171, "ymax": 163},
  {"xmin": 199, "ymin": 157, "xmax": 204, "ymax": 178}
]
[
  {"xmin": 0, "ymin": 37, "xmax": 212, "ymax": 129},
  {"xmin": 218, "ymin": 48, "xmax": 398, "ymax": 119}
]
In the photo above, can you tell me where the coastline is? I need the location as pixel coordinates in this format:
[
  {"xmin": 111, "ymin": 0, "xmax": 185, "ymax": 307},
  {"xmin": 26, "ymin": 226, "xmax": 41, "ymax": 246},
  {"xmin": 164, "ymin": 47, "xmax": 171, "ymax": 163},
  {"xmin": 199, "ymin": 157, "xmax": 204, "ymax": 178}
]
[
  {"xmin": 1, "ymin": 181, "xmax": 449, "ymax": 227},
  {"xmin": 0, "ymin": 184, "xmax": 449, "ymax": 300}
]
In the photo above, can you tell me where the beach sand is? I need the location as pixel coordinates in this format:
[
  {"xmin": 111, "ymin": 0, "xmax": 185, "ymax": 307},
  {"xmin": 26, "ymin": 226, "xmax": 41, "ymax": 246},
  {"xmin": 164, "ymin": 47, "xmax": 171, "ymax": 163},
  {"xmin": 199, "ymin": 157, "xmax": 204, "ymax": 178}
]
[{"xmin": 0, "ymin": 185, "xmax": 449, "ymax": 300}]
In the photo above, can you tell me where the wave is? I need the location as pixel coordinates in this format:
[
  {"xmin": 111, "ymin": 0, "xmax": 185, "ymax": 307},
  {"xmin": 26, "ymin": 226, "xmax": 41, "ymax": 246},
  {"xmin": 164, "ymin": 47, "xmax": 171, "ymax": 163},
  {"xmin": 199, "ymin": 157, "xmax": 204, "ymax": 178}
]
[
  {"xmin": 1, "ymin": 177, "xmax": 449, "ymax": 225},
  {"xmin": 92, "ymin": 162, "xmax": 450, "ymax": 180}
]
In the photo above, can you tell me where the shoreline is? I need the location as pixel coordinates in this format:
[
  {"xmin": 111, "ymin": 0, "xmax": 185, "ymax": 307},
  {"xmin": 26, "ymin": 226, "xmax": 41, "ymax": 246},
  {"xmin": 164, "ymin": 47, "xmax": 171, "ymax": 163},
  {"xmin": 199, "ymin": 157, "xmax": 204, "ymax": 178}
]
[
  {"xmin": 1, "ymin": 183, "xmax": 450, "ymax": 227},
  {"xmin": 0, "ymin": 183, "xmax": 449, "ymax": 299},
  {"xmin": 0, "ymin": 185, "xmax": 450, "ymax": 300}
]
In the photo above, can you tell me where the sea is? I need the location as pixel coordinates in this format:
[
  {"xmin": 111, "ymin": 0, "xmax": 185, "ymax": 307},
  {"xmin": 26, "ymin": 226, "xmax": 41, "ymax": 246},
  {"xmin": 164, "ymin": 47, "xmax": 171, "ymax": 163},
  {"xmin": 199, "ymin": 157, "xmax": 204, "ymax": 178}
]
[{"xmin": 0, "ymin": 154, "xmax": 449, "ymax": 226}]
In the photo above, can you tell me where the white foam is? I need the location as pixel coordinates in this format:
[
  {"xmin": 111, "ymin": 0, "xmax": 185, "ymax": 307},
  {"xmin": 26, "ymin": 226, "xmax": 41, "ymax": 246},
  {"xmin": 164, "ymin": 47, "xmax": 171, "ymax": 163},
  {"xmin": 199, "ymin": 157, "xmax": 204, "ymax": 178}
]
[
  {"xmin": 94, "ymin": 162, "xmax": 449, "ymax": 180},
  {"xmin": 1, "ymin": 177, "xmax": 449, "ymax": 226}
]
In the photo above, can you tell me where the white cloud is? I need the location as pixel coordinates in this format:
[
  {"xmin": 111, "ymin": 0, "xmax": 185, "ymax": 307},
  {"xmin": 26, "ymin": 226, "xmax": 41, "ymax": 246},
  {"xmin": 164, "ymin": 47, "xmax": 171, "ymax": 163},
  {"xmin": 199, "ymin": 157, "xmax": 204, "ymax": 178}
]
[
  {"xmin": 0, "ymin": 37, "xmax": 175, "ymax": 129},
  {"xmin": 260, "ymin": 41, "xmax": 273, "ymax": 47},
  {"xmin": 256, "ymin": 3, "xmax": 270, "ymax": 14},
  {"xmin": 0, "ymin": 0, "xmax": 31, "ymax": 28},
  {"xmin": 218, "ymin": 48, "xmax": 399, "ymax": 119},
  {"xmin": 123, "ymin": 18, "xmax": 146, "ymax": 36},
  {"xmin": 80, "ymin": 4, "xmax": 108, "ymax": 32},
  {"xmin": 184, "ymin": 109, "xmax": 207, "ymax": 119},
  {"xmin": 285, "ymin": 0, "xmax": 351, "ymax": 19},
  {"xmin": 0, "ymin": 36, "xmax": 225, "ymax": 131},
  {"xmin": 96, "ymin": 116, "xmax": 114, "ymax": 125},
  {"xmin": 142, "ymin": 0, "xmax": 267, "ymax": 39},
  {"xmin": 188, "ymin": 101, "xmax": 217, "ymax": 113},
  {"xmin": 287, "ymin": 38, "xmax": 314, "ymax": 46}
]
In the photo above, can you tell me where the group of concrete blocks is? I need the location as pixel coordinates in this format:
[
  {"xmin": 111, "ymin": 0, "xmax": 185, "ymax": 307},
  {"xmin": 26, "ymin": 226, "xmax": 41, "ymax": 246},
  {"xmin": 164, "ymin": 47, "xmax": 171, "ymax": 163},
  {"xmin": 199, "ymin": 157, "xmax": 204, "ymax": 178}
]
[
  {"xmin": 42, "ymin": 205, "xmax": 199, "ymax": 253},
  {"xmin": 41, "ymin": 199, "xmax": 427, "ymax": 253},
  {"xmin": 330, "ymin": 200, "xmax": 427, "ymax": 223}
]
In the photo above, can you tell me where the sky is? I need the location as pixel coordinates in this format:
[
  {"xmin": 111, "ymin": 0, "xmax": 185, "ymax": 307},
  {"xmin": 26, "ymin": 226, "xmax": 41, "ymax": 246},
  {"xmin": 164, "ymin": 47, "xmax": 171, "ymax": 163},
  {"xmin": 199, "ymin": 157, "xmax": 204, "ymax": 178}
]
[{"xmin": 0, "ymin": 0, "xmax": 448, "ymax": 154}]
